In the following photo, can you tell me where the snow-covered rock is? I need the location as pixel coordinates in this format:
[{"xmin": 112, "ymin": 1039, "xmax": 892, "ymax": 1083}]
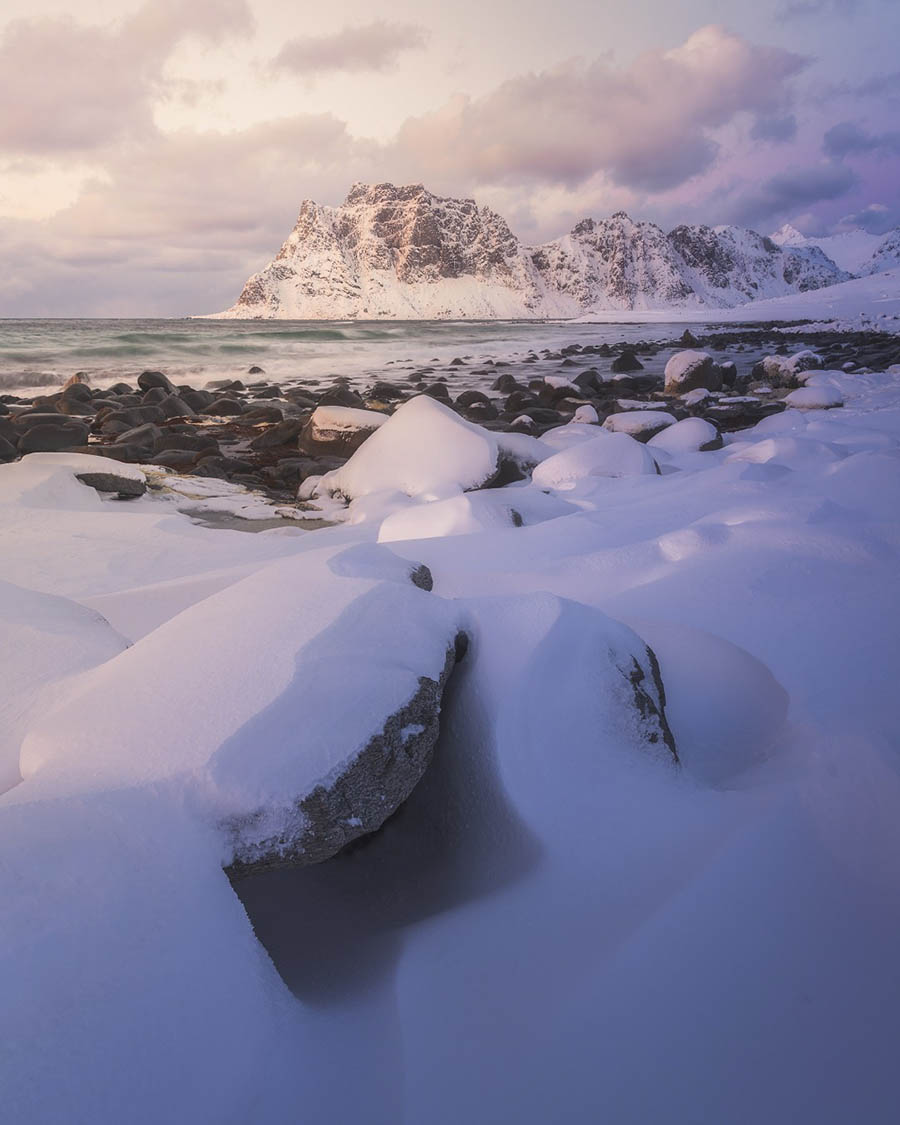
[
  {"xmin": 572, "ymin": 404, "xmax": 599, "ymax": 424},
  {"xmin": 751, "ymin": 351, "xmax": 824, "ymax": 387},
  {"xmin": 317, "ymin": 395, "xmax": 501, "ymax": 502},
  {"xmin": 784, "ymin": 385, "xmax": 844, "ymax": 410},
  {"xmin": 664, "ymin": 350, "xmax": 722, "ymax": 394},
  {"xmin": 648, "ymin": 417, "xmax": 722, "ymax": 454},
  {"xmin": 17, "ymin": 545, "xmax": 466, "ymax": 873},
  {"xmin": 604, "ymin": 410, "xmax": 676, "ymax": 441},
  {"xmin": 298, "ymin": 405, "xmax": 387, "ymax": 457},
  {"xmin": 532, "ymin": 432, "xmax": 659, "ymax": 489},
  {"xmin": 378, "ymin": 493, "xmax": 523, "ymax": 543}
]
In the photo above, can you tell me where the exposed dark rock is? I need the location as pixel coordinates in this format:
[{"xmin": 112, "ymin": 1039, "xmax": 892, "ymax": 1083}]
[
  {"xmin": 138, "ymin": 370, "xmax": 176, "ymax": 394},
  {"xmin": 611, "ymin": 349, "xmax": 644, "ymax": 373}
]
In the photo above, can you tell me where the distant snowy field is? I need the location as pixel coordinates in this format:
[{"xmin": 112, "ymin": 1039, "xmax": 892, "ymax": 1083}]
[{"xmin": 3, "ymin": 363, "xmax": 900, "ymax": 1123}]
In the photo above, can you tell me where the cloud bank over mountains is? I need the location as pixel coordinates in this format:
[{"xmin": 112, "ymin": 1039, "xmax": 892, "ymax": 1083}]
[{"xmin": 0, "ymin": 0, "xmax": 897, "ymax": 315}]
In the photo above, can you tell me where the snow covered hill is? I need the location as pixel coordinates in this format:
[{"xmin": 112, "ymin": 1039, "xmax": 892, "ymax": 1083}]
[
  {"xmin": 206, "ymin": 184, "xmax": 850, "ymax": 320},
  {"xmin": 771, "ymin": 222, "xmax": 900, "ymax": 276}
]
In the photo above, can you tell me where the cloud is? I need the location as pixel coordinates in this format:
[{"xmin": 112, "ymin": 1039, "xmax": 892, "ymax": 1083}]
[
  {"xmin": 389, "ymin": 26, "xmax": 806, "ymax": 193},
  {"xmin": 0, "ymin": 0, "xmax": 252, "ymax": 155},
  {"xmin": 272, "ymin": 21, "xmax": 427, "ymax": 77},
  {"xmin": 750, "ymin": 114, "xmax": 798, "ymax": 143},
  {"xmin": 778, "ymin": 0, "xmax": 860, "ymax": 19},
  {"xmin": 0, "ymin": 113, "xmax": 369, "ymax": 316},
  {"xmin": 728, "ymin": 161, "xmax": 858, "ymax": 227},
  {"xmin": 823, "ymin": 121, "xmax": 900, "ymax": 158},
  {"xmin": 837, "ymin": 202, "xmax": 900, "ymax": 234}
]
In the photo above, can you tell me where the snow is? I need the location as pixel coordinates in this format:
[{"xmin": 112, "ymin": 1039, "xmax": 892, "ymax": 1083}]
[
  {"xmin": 648, "ymin": 416, "xmax": 720, "ymax": 454},
  {"xmin": 206, "ymin": 184, "xmax": 851, "ymax": 321},
  {"xmin": 317, "ymin": 395, "xmax": 500, "ymax": 501},
  {"xmin": 663, "ymin": 348, "xmax": 716, "ymax": 389},
  {"xmin": 531, "ymin": 432, "xmax": 659, "ymax": 488},
  {"xmin": 770, "ymin": 222, "xmax": 886, "ymax": 273},
  {"xmin": 305, "ymin": 405, "xmax": 388, "ymax": 434},
  {"xmin": 572, "ymin": 404, "xmax": 599, "ymax": 424},
  {"xmin": 4, "ymin": 362, "xmax": 900, "ymax": 1122},
  {"xmin": 785, "ymin": 384, "xmax": 845, "ymax": 409},
  {"xmin": 603, "ymin": 409, "xmax": 676, "ymax": 436}
]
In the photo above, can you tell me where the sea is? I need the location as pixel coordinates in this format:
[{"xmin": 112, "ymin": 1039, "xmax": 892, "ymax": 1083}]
[{"xmin": 0, "ymin": 318, "xmax": 731, "ymax": 398}]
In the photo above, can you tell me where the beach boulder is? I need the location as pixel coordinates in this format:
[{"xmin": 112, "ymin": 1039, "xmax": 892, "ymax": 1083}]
[
  {"xmin": 663, "ymin": 350, "xmax": 722, "ymax": 394},
  {"xmin": 317, "ymin": 395, "xmax": 501, "ymax": 502},
  {"xmin": 299, "ymin": 406, "xmax": 388, "ymax": 458}
]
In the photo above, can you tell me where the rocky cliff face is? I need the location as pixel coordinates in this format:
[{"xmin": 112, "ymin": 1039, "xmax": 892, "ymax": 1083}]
[{"xmin": 210, "ymin": 183, "xmax": 851, "ymax": 319}]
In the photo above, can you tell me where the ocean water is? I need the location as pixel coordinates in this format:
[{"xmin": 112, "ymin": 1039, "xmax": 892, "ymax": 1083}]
[{"xmin": 0, "ymin": 318, "xmax": 717, "ymax": 397}]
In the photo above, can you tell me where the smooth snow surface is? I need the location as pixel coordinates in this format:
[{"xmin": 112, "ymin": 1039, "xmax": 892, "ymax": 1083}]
[{"xmin": 3, "ymin": 363, "xmax": 900, "ymax": 1123}]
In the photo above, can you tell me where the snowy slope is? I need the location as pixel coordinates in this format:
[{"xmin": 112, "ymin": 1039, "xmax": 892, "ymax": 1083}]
[
  {"xmin": 206, "ymin": 184, "xmax": 849, "ymax": 320},
  {"xmin": 712, "ymin": 267, "xmax": 900, "ymax": 328},
  {"xmin": 866, "ymin": 229, "xmax": 900, "ymax": 275},
  {"xmin": 771, "ymin": 222, "xmax": 900, "ymax": 276}
]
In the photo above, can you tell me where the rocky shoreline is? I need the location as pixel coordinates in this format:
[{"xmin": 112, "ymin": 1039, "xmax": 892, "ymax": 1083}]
[{"xmin": 1, "ymin": 327, "xmax": 897, "ymax": 509}]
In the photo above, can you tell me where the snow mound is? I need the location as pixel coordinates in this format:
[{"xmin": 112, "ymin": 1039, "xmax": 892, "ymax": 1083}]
[
  {"xmin": 604, "ymin": 410, "xmax": 676, "ymax": 439},
  {"xmin": 573, "ymin": 404, "xmax": 599, "ymax": 424},
  {"xmin": 18, "ymin": 545, "xmax": 465, "ymax": 870},
  {"xmin": 0, "ymin": 581, "xmax": 128, "ymax": 794},
  {"xmin": 532, "ymin": 432, "xmax": 659, "ymax": 489},
  {"xmin": 785, "ymin": 385, "xmax": 844, "ymax": 410},
  {"xmin": 633, "ymin": 619, "xmax": 788, "ymax": 786},
  {"xmin": 648, "ymin": 417, "xmax": 722, "ymax": 453},
  {"xmin": 317, "ymin": 396, "xmax": 500, "ymax": 501}
]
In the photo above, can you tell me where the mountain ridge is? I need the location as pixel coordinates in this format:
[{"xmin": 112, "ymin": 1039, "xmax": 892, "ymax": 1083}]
[{"xmin": 207, "ymin": 182, "xmax": 860, "ymax": 320}]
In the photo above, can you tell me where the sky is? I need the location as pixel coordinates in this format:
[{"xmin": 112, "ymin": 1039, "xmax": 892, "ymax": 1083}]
[{"xmin": 0, "ymin": 0, "xmax": 898, "ymax": 316}]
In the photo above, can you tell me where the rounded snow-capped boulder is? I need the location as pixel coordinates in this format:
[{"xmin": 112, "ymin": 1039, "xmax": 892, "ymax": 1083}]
[
  {"xmin": 316, "ymin": 395, "xmax": 501, "ymax": 502},
  {"xmin": 784, "ymin": 384, "xmax": 844, "ymax": 410},
  {"xmin": 750, "ymin": 351, "xmax": 823, "ymax": 388},
  {"xmin": 572, "ymin": 404, "xmax": 599, "ymax": 424},
  {"xmin": 299, "ymin": 405, "xmax": 388, "ymax": 458},
  {"xmin": 648, "ymin": 417, "xmax": 722, "ymax": 454},
  {"xmin": 18, "ymin": 544, "xmax": 467, "ymax": 876},
  {"xmin": 663, "ymin": 350, "xmax": 722, "ymax": 394},
  {"xmin": 532, "ymin": 432, "xmax": 658, "ymax": 489},
  {"xmin": 604, "ymin": 410, "xmax": 676, "ymax": 442}
]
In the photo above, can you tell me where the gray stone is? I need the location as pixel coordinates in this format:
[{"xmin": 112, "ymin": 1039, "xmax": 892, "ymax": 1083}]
[
  {"xmin": 74, "ymin": 470, "xmax": 146, "ymax": 498},
  {"xmin": 225, "ymin": 634, "xmax": 466, "ymax": 877},
  {"xmin": 18, "ymin": 422, "xmax": 90, "ymax": 452},
  {"xmin": 138, "ymin": 370, "xmax": 176, "ymax": 393}
]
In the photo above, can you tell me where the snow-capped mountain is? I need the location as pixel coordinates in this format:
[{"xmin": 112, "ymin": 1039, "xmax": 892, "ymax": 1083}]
[
  {"xmin": 216, "ymin": 183, "xmax": 570, "ymax": 320},
  {"xmin": 529, "ymin": 214, "xmax": 696, "ymax": 311},
  {"xmin": 208, "ymin": 183, "xmax": 851, "ymax": 319},
  {"xmin": 866, "ymin": 229, "xmax": 900, "ymax": 275},
  {"xmin": 770, "ymin": 222, "xmax": 900, "ymax": 276}
]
